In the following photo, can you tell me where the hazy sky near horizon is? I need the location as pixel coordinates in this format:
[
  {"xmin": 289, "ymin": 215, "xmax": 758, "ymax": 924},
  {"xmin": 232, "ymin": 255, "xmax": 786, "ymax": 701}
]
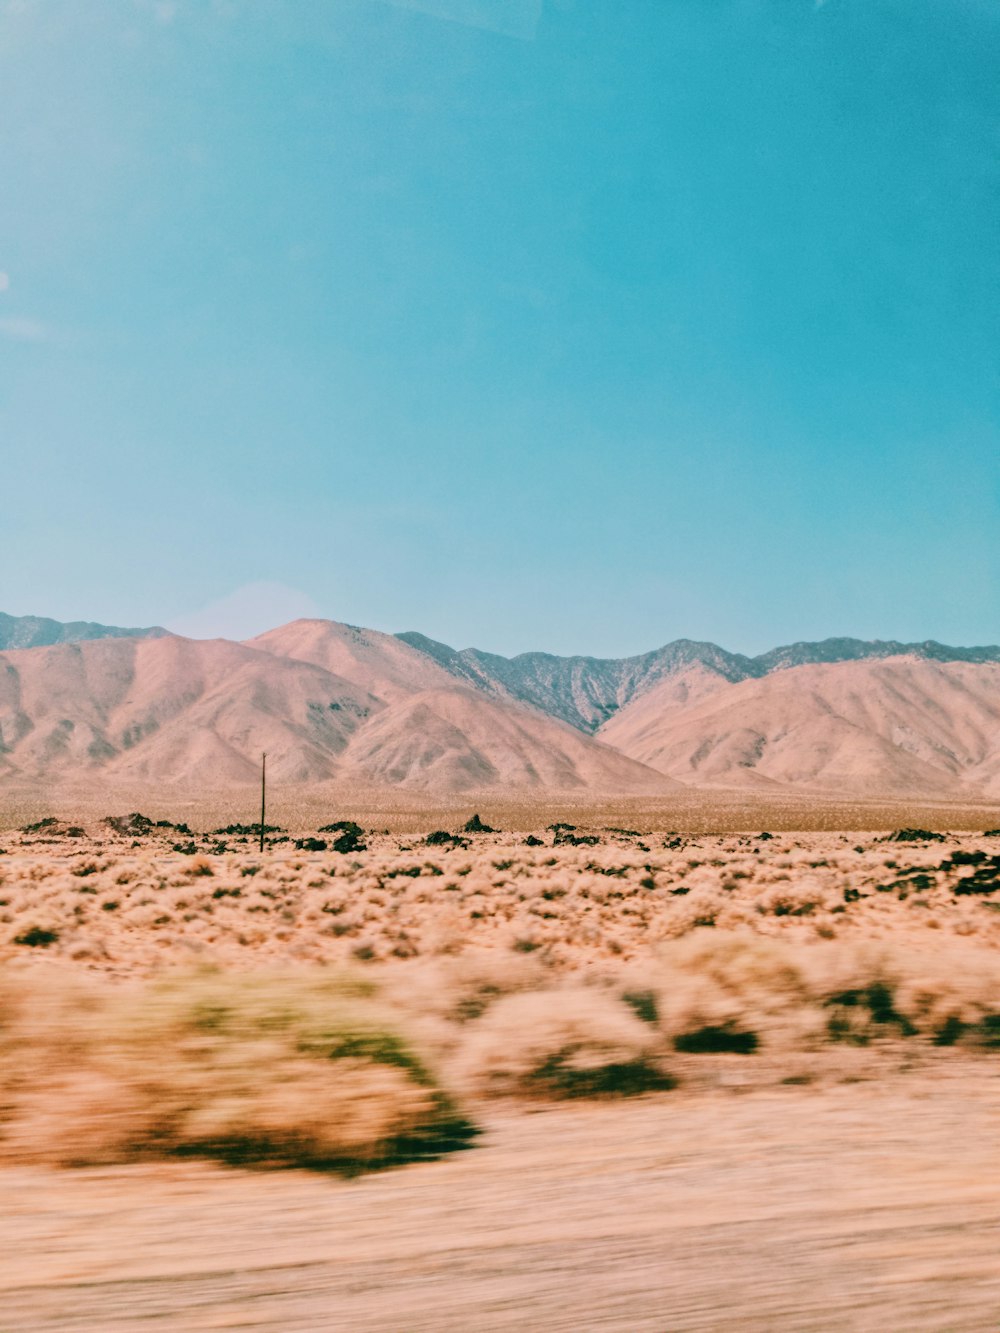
[{"xmin": 2, "ymin": 0, "xmax": 997, "ymax": 656}]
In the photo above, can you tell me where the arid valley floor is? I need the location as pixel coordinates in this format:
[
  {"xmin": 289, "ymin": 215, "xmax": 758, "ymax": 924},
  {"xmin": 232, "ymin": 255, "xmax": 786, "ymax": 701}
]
[{"xmin": 3, "ymin": 793, "xmax": 1000, "ymax": 1330}]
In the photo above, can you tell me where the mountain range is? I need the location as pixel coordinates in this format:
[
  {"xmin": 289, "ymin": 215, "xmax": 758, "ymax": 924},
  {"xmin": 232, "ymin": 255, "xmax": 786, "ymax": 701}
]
[
  {"xmin": 0, "ymin": 611, "xmax": 998, "ymax": 798},
  {"xmin": 0, "ymin": 612, "xmax": 167, "ymax": 652}
]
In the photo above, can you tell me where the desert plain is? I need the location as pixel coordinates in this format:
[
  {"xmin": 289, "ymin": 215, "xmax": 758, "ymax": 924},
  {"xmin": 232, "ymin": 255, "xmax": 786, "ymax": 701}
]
[{"xmin": 2, "ymin": 790, "xmax": 1000, "ymax": 1330}]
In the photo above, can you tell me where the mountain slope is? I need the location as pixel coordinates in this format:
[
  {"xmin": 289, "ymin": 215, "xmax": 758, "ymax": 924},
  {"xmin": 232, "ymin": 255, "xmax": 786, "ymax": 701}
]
[
  {"xmin": 399, "ymin": 632, "xmax": 1000, "ymax": 734},
  {"xmin": 338, "ymin": 687, "xmax": 675, "ymax": 793},
  {"xmin": 753, "ymin": 637, "xmax": 1000, "ymax": 673},
  {"xmin": 0, "ymin": 627, "xmax": 675, "ymax": 794},
  {"xmin": 0, "ymin": 612, "xmax": 167, "ymax": 652},
  {"xmin": 397, "ymin": 633, "xmax": 752, "ymax": 732},
  {"xmin": 249, "ymin": 620, "xmax": 461, "ymax": 702},
  {"xmin": 0, "ymin": 634, "xmax": 380, "ymax": 784},
  {"xmin": 598, "ymin": 657, "xmax": 1000, "ymax": 797},
  {"xmin": 2, "ymin": 613, "xmax": 999, "ymax": 798},
  {"xmin": 248, "ymin": 621, "xmax": 677, "ymax": 793}
]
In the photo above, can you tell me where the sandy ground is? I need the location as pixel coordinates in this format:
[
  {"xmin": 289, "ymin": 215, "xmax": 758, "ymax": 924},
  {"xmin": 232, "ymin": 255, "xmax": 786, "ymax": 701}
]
[
  {"xmin": 3, "ymin": 1064, "xmax": 1000, "ymax": 1332},
  {"xmin": 3, "ymin": 783, "xmax": 1000, "ymax": 835}
]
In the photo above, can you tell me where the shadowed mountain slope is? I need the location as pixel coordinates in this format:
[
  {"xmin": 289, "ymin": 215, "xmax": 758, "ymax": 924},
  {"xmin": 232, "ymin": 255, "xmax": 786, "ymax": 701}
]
[
  {"xmin": 399, "ymin": 632, "xmax": 1000, "ymax": 734},
  {"xmin": 397, "ymin": 633, "xmax": 752, "ymax": 732}
]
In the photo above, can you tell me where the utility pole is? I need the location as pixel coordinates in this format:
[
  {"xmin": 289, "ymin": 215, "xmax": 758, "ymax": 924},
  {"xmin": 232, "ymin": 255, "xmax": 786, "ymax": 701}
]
[{"xmin": 259, "ymin": 751, "xmax": 267, "ymax": 854}]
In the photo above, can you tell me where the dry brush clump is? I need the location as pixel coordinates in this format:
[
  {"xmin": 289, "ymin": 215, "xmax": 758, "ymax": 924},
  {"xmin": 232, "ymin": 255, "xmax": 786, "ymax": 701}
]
[
  {"xmin": 605, "ymin": 931, "xmax": 1000, "ymax": 1056},
  {"xmin": 0, "ymin": 966, "xmax": 473, "ymax": 1172},
  {"xmin": 450, "ymin": 985, "xmax": 671, "ymax": 1098},
  {"xmin": 0, "ymin": 928, "xmax": 999, "ymax": 1175},
  {"xmin": 377, "ymin": 929, "xmax": 1000, "ymax": 1103}
]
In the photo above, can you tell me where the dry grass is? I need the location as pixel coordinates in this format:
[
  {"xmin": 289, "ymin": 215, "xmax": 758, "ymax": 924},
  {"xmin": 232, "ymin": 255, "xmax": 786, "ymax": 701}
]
[
  {"xmin": 1, "ymin": 816, "xmax": 999, "ymax": 1172},
  {"xmin": 3, "ymin": 927, "xmax": 997, "ymax": 1169},
  {"xmin": 3, "ymin": 824, "xmax": 999, "ymax": 973},
  {"xmin": 0, "ymin": 967, "xmax": 472, "ymax": 1171},
  {"xmin": 450, "ymin": 986, "xmax": 671, "ymax": 1098},
  {"xmin": 610, "ymin": 931, "xmax": 1000, "ymax": 1054}
]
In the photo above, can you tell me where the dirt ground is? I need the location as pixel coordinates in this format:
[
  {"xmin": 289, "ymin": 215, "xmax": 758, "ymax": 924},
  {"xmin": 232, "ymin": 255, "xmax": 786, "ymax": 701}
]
[
  {"xmin": 3, "ymin": 1062, "xmax": 1000, "ymax": 1332},
  {"xmin": 3, "ymin": 782, "xmax": 1000, "ymax": 835}
]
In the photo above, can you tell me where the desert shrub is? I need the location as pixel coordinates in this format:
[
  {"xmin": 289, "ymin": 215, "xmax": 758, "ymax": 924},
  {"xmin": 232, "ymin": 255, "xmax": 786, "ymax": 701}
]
[
  {"xmin": 214, "ymin": 824, "xmax": 284, "ymax": 836},
  {"xmin": 462, "ymin": 814, "xmax": 496, "ymax": 834},
  {"xmin": 674, "ymin": 1024, "xmax": 758, "ymax": 1054},
  {"xmin": 882, "ymin": 828, "xmax": 945, "ymax": 843},
  {"xmin": 823, "ymin": 981, "xmax": 916, "ymax": 1044},
  {"xmin": 155, "ymin": 820, "xmax": 193, "ymax": 834},
  {"xmin": 756, "ymin": 879, "xmax": 830, "ymax": 918},
  {"xmin": 627, "ymin": 932, "xmax": 1000, "ymax": 1057},
  {"xmin": 102, "ymin": 813, "xmax": 155, "ymax": 837},
  {"xmin": 453, "ymin": 987, "xmax": 669, "ymax": 1098},
  {"xmin": 425, "ymin": 831, "xmax": 469, "ymax": 848},
  {"xmin": 632, "ymin": 933, "xmax": 819, "ymax": 1052},
  {"xmin": 889, "ymin": 949, "xmax": 1000, "ymax": 1046},
  {"xmin": 0, "ymin": 968, "xmax": 474, "ymax": 1172},
  {"xmin": 12, "ymin": 925, "xmax": 59, "ymax": 948},
  {"xmin": 384, "ymin": 953, "xmax": 549, "ymax": 1027},
  {"xmin": 621, "ymin": 988, "xmax": 659, "ymax": 1024},
  {"xmin": 948, "ymin": 855, "xmax": 1000, "ymax": 895},
  {"xmin": 332, "ymin": 829, "xmax": 366, "ymax": 854},
  {"xmin": 662, "ymin": 886, "xmax": 732, "ymax": 936}
]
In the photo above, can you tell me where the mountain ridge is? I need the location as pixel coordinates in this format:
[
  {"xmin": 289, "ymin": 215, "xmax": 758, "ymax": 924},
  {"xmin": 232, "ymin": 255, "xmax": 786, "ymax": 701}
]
[
  {"xmin": 397, "ymin": 631, "xmax": 1000, "ymax": 735},
  {"xmin": 0, "ymin": 624, "xmax": 674, "ymax": 795},
  {"xmin": 0, "ymin": 612, "xmax": 167, "ymax": 652},
  {"xmin": 1, "ymin": 613, "xmax": 999, "ymax": 799}
]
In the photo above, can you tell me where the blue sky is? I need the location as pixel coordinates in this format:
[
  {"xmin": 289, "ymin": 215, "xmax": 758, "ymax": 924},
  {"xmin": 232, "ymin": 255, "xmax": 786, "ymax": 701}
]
[{"xmin": 2, "ymin": 0, "xmax": 997, "ymax": 655}]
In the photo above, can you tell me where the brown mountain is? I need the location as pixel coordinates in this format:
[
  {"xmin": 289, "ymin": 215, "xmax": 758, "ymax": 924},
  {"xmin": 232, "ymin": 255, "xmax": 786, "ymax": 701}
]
[
  {"xmin": 597, "ymin": 657, "xmax": 1000, "ymax": 798},
  {"xmin": 0, "ymin": 625, "xmax": 674, "ymax": 794},
  {"xmin": 2, "ymin": 614, "xmax": 999, "ymax": 799}
]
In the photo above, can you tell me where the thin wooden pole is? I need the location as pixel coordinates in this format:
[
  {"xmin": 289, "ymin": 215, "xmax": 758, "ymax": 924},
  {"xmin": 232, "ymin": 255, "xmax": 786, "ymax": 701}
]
[{"xmin": 259, "ymin": 751, "xmax": 267, "ymax": 853}]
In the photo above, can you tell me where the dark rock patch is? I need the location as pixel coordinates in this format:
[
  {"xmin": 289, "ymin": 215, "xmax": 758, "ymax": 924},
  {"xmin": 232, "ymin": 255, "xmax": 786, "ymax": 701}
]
[
  {"xmin": 882, "ymin": 828, "xmax": 946, "ymax": 843},
  {"xmin": 462, "ymin": 814, "xmax": 497, "ymax": 834},
  {"xmin": 674, "ymin": 1025, "xmax": 758, "ymax": 1055},
  {"xmin": 425, "ymin": 831, "xmax": 469, "ymax": 849}
]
